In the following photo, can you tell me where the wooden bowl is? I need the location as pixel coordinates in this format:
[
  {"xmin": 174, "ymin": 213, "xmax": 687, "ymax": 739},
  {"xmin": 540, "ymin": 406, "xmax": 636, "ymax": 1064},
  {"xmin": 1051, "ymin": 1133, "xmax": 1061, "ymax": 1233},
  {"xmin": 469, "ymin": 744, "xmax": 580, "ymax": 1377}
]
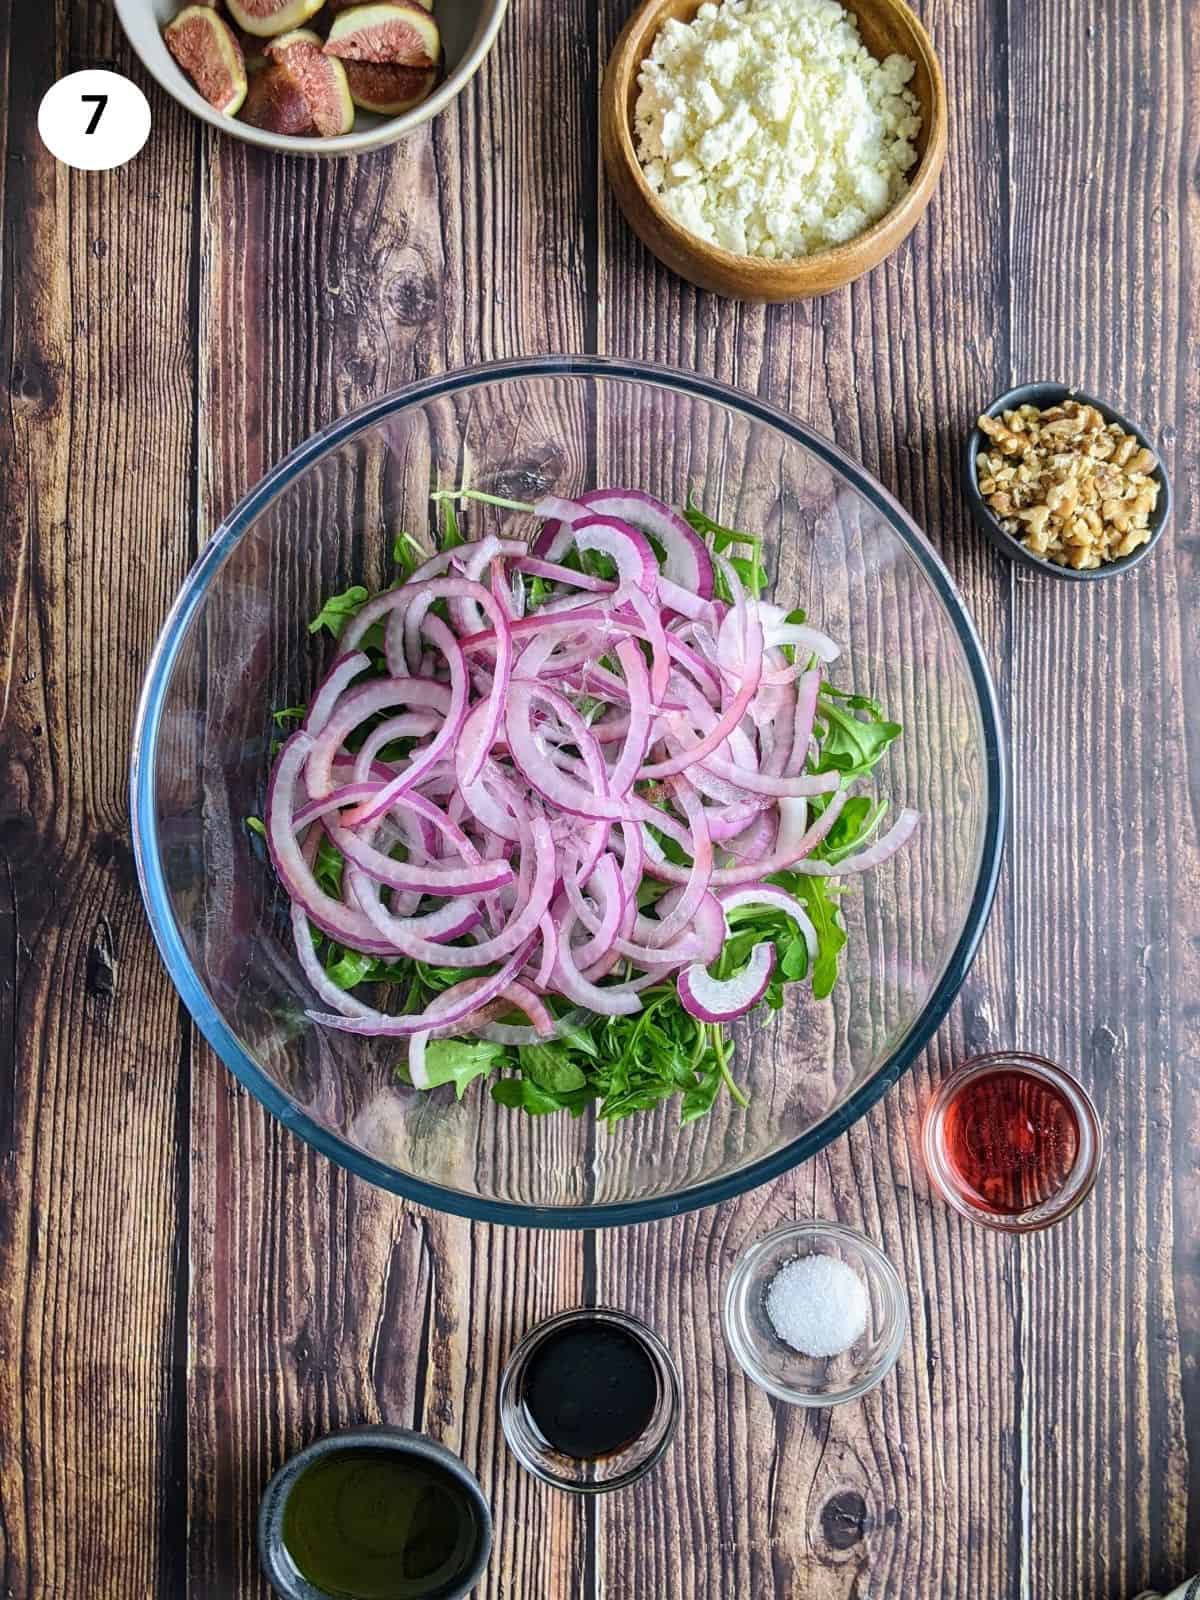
[{"xmin": 601, "ymin": 0, "xmax": 948, "ymax": 300}]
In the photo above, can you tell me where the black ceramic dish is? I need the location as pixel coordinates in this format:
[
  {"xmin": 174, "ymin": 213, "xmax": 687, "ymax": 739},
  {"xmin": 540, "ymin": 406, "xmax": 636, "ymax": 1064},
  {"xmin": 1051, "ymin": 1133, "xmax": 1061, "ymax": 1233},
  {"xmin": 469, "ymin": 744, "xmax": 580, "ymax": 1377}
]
[
  {"xmin": 258, "ymin": 1425, "xmax": 493, "ymax": 1600},
  {"xmin": 965, "ymin": 382, "xmax": 1172, "ymax": 580}
]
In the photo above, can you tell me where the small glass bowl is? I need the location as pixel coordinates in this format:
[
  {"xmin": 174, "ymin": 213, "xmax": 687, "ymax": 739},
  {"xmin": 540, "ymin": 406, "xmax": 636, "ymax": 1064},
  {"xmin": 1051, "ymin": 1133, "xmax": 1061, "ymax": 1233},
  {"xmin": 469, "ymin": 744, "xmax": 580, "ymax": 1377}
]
[
  {"xmin": 498, "ymin": 1307, "xmax": 681, "ymax": 1494},
  {"xmin": 921, "ymin": 1051, "xmax": 1103, "ymax": 1232},
  {"xmin": 722, "ymin": 1221, "xmax": 907, "ymax": 1407}
]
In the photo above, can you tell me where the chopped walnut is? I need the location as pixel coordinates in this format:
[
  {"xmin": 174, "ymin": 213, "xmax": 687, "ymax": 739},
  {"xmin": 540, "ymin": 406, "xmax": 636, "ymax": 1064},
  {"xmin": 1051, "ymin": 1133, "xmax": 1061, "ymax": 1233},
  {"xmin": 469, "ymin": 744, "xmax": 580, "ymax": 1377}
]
[{"xmin": 974, "ymin": 398, "xmax": 1162, "ymax": 568}]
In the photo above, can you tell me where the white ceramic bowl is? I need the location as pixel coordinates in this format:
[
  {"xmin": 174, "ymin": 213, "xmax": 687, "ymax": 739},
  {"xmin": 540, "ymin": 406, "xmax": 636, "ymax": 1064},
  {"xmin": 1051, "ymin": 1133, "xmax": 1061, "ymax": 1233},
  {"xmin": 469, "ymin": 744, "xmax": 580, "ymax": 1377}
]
[{"xmin": 114, "ymin": 0, "xmax": 509, "ymax": 157}]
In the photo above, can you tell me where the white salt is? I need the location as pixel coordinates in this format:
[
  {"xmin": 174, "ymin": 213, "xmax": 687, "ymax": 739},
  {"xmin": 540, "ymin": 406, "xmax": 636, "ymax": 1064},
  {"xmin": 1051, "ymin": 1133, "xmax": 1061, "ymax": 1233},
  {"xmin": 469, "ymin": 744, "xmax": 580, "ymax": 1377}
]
[{"xmin": 765, "ymin": 1253, "xmax": 868, "ymax": 1358}]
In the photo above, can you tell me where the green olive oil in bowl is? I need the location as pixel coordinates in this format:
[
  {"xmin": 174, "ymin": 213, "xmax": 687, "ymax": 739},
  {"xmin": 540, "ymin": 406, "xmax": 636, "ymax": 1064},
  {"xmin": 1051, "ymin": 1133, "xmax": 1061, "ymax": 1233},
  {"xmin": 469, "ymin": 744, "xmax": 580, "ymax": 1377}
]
[{"xmin": 259, "ymin": 1426, "xmax": 492, "ymax": 1600}]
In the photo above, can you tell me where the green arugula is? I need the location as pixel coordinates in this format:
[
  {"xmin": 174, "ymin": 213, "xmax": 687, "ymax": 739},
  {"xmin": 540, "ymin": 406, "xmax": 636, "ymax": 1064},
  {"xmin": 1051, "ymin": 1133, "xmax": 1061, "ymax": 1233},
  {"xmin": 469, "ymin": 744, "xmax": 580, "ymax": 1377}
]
[
  {"xmin": 811, "ymin": 686, "xmax": 901, "ymax": 778},
  {"xmin": 415, "ymin": 1039, "xmax": 507, "ymax": 1101},
  {"xmin": 308, "ymin": 585, "xmax": 369, "ymax": 639},
  {"xmin": 685, "ymin": 498, "xmax": 769, "ymax": 598}
]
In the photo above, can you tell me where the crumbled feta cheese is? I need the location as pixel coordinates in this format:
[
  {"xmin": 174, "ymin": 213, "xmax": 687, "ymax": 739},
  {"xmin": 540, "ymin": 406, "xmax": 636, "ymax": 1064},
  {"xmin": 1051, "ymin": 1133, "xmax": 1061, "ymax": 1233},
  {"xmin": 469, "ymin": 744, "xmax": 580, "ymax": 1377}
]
[{"xmin": 634, "ymin": 0, "xmax": 924, "ymax": 261}]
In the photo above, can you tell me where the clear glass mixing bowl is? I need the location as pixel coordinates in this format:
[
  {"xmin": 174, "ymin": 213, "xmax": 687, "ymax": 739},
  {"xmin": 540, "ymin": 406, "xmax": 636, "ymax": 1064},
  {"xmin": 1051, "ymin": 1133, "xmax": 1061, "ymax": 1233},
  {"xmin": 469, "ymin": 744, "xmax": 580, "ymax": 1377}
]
[{"xmin": 131, "ymin": 357, "xmax": 1005, "ymax": 1226}]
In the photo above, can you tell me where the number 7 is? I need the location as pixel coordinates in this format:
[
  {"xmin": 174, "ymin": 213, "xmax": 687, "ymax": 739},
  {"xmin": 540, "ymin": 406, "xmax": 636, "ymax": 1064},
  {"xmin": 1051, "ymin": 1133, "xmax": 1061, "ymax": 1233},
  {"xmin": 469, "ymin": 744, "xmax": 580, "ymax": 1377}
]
[{"xmin": 81, "ymin": 94, "xmax": 107, "ymax": 134}]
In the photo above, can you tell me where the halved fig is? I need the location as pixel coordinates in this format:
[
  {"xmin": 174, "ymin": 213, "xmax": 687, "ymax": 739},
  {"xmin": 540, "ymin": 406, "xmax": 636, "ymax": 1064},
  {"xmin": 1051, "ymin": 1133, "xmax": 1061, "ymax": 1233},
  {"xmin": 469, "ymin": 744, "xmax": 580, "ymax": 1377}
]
[
  {"xmin": 326, "ymin": 0, "xmax": 431, "ymax": 11},
  {"xmin": 164, "ymin": 6, "xmax": 248, "ymax": 116},
  {"xmin": 262, "ymin": 29, "xmax": 355, "ymax": 135},
  {"xmin": 225, "ymin": 0, "xmax": 324, "ymax": 40},
  {"xmin": 242, "ymin": 61, "xmax": 317, "ymax": 133},
  {"xmin": 343, "ymin": 59, "xmax": 436, "ymax": 114},
  {"xmin": 324, "ymin": 3, "xmax": 440, "ymax": 68}
]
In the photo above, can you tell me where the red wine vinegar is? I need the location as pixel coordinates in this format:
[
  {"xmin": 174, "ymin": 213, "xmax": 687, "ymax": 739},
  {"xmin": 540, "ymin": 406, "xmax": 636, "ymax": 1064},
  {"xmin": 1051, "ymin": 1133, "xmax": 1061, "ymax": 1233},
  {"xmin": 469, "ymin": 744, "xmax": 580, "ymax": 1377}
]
[{"xmin": 936, "ymin": 1065, "xmax": 1081, "ymax": 1216}]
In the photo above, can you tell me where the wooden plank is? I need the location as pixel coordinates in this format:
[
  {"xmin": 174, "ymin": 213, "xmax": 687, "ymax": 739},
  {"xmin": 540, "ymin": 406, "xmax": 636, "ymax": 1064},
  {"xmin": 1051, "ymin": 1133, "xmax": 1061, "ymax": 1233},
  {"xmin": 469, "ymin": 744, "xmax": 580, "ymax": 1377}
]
[
  {"xmin": 1005, "ymin": 0, "xmax": 1200, "ymax": 1591},
  {"xmin": 0, "ymin": 4, "xmax": 199, "ymax": 1596},
  {"xmin": 183, "ymin": 14, "xmax": 599, "ymax": 1598}
]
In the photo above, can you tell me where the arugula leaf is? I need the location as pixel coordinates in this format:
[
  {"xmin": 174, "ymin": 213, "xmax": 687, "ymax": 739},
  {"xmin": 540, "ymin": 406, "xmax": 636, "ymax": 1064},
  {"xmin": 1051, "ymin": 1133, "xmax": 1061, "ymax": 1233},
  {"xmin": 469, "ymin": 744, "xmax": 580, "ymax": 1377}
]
[
  {"xmin": 491, "ymin": 1076, "xmax": 593, "ymax": 1117},
  {"xmin": 811, "ymin": 693, "xmax": 901, "ymax": 778},
  {"xmin": 818, "ymin": 795, "xmax": 888, "ymax": 865},
  {"xmin": 323, "ymin": 946, "xmax": 379, "ymax": 990},
  {"xmin": 312, "ymin": 835, "xmax": 346, "ymax": 898},
  {"xmin": 245, "ymin": 815, "xmax": 266, "ymax": 838},
  {"xmin": 793, "ymin": 875, "xmax": 847, "ymax": 999},
  {"xmin": 517, "ymin": 1043, "xmax": 589, "ymax": 1094},
  {"xmin": 418, "ymin": 1039, "xmax": 506, "ymax": 1100},
  {"xmin": 684, "ymin": 498, "xmax": 759, "ymax": 551},
  {"xmin": 440, "ymin": 501, "xmax": 465, "ymax": 552},
  {"xmin": 680, "ymin": 1051, "xmax": 724, "ymax": 1122},
  {"xmin": 392, "ymin": 529, "xmax": 427, "ymax": 580},
  {"xmin": 272, "ymin": 705, "xmax": 307, "ymax": 728},
  {"xmin": 685, "ymin": 499, "xmax": 769, "ymax": 598},
  {"xmin": 527, "ymin": 573, "xmax": 552, "ymax": 609},
  {"xmin": 308, "ymin": 584, "xmax": 369, "ymax": 638}
]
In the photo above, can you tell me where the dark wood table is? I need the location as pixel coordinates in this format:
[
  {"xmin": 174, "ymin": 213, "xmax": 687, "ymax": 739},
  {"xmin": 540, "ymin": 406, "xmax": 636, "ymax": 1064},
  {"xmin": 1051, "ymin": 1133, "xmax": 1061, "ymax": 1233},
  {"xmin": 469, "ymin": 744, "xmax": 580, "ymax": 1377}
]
[{"xmin": 2, "ymin": 1, "xmax": 1197, "ymax": 1595}]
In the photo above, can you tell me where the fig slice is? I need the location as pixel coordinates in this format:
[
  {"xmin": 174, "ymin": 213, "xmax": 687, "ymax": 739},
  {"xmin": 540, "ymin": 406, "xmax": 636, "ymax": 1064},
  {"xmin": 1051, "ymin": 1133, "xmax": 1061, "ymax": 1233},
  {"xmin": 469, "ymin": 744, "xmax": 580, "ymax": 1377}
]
[
  {"xmin": 262, "ymin": 28, "xmax": 355, "ymax": 136},
  {"xmin": 225, "ymin": 0, "xmax": 324, "ymax": 40},
  {"xmin": 327, "ymin": 0, "xmax": 431, "ymax": 12},
  {"xmin": 164, "ymin": 6, "xmax": 248, "ymax": 116},
  {"xmin": 324, "ymin": 3, "xmax": 441, "ymax": 69},
  {"xmin": 343, "ymin": 59, "xmax": 436, "ymax": 114},
  {"xmin": 242, "ymin": 60, "xmax": 318, "ymax": 134}
]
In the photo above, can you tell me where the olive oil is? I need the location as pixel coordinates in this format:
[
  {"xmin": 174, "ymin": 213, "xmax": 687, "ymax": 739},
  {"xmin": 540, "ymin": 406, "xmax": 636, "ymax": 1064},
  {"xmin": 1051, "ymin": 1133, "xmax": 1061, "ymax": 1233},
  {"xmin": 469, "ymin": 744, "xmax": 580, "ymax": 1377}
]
[{"xmin": 281, "ymin": 1448, "xmax": 480, "ymax": 1600}]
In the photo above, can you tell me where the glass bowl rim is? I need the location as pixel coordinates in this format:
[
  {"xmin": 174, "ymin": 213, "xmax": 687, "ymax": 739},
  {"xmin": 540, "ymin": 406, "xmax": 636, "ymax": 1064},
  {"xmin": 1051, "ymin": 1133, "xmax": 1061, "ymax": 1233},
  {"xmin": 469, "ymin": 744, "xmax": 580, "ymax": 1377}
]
[
  {"xmin": 721, "ymin": 1218, "xmax": 908, "ymax": 1406},
  {"xmin": 497, "ymin": 1305, "xmax": 682, "ymax": 1494},
  {"xmin": 130, "ymin": 353, "xmax": 1008, "ymax": 1229}
]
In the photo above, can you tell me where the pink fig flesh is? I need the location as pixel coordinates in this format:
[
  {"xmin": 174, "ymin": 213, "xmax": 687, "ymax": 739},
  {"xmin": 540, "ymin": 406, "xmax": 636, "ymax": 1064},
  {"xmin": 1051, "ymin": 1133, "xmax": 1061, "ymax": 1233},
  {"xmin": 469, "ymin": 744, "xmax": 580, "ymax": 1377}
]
[
  {"xmin": 266, "ymin": 29, "xmax": 355, "ymax": 135},
  {"xmin": 323, "ymin": 2, "xmax": 441, "ymax": 68},
  {"xmin": 164, "ymin": 5, "xmax": 248, "ymax": 116},
  {"xmin": 225, "ymin": 0, "xmax": 325, "ymax": 40}
]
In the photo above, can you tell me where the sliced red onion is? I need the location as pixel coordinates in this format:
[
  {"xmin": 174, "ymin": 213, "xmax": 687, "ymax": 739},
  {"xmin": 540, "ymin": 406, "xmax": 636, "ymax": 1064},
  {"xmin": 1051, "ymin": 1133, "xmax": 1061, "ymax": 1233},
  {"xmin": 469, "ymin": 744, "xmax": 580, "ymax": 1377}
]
[
  {"xmin": 565, "ymin": 854, "xmax": 626, "ymax": 969},
  {"xmin": 783, "ymin": 667, "xmax": 822, "ymax": 778},
  {"xmin": 639, "ymin": 616, "xmax": 764, "ymax": 779},
  {"xmin": 789, "ymin": 808, "xmax": 921, "ymax": 875},
  {"xmin": 272, "ymin": 514, "xmax": 916, "ymax": 1047},
  {"xmin": 696, "ymin": 755, "xmax": 840, "ymax": 799},
  {"xmin": 316, "ymin": 937, "xmax": 536, "ymax": 1041},
  {"xmin": 567, "ymin": 515, "xmax": 659, "ymax": 594},
  {"xmin": 340, "ymin": 615, "xmax": 468, "ymax": 825},
  {"xmin": 678, "ymin": 941, "xmax": 775, "ymax": 1022},
  {"xmin": 551, "ymin": 907, "xmax": 643, "ymax": 1016},
  {"xmin": 633, "ymin": 779, "xmax": 712, "ymax": 949},
  {"xmin": 471, "ymin": 1010, "xmax": 584, "ymax": 1046},
  {"xmin": 755, "ymin": 601, "xmax": 840, "ymax": 662},
  {"xmin": 306, "ymin": 677, "xmax": 451, "ymax": 799},
  {"xmin": 326, "ymin": 822, "xmax": 511, "ymax": 896},
  {"xmin": 267, "ymin": 735, "xmax": 402, "ymax": 953},
  {"xmin": 305, "ymin": 652, "xmax": 371, "ymax": 737},
  {"xmin": 537, "ymin": 489, "xmax": 713, "ymax": 598}
]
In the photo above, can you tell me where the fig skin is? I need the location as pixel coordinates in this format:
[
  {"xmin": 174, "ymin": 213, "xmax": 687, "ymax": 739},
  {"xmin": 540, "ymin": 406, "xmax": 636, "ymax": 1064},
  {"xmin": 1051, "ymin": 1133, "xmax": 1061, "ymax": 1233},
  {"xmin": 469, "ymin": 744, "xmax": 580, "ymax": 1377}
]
[
  {"xmin": 343, "ymin": 59, "xmax": 436, "ymax": 114},
  {"xmin": 323, "ymin": 2, "xmax": 441, "ymax": 68},
  {"xmin": 163, "ymin": 5, "xmax": 248, "ymax": 116},
  {"xmin": 225, "ymin": 0, "xmax": 325, "ymax": 40},
  {"xmin": 265, "ymin": 28, "xmax": 356, "ymax": 136},
  {"xmin": 326, "ymin": 0, "xmax": 431, "ymax": 11},
  {"xmin": 241, "ymin": 61, "xmax": 318, "ymax": 133}
]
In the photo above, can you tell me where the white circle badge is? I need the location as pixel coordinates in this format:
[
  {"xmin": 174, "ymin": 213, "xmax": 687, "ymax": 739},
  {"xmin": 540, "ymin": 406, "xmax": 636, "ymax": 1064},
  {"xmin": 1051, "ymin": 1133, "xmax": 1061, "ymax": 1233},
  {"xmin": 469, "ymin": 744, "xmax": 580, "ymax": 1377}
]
[{"xmin": 38, "ymin": 70, "xmax": 152, "ymax": 172}]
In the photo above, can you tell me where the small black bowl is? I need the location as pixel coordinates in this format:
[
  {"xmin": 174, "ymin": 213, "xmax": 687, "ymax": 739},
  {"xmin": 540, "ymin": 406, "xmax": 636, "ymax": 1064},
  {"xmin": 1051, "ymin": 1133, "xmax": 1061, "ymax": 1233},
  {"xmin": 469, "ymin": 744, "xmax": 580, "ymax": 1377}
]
[
  {"xmin": 257, "ymin": 1425, "xmax": 493, "ymax": 1600},
  {"xmin": 964, "ymin": 382, "xmax": 1172, "ymax": 580}
]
